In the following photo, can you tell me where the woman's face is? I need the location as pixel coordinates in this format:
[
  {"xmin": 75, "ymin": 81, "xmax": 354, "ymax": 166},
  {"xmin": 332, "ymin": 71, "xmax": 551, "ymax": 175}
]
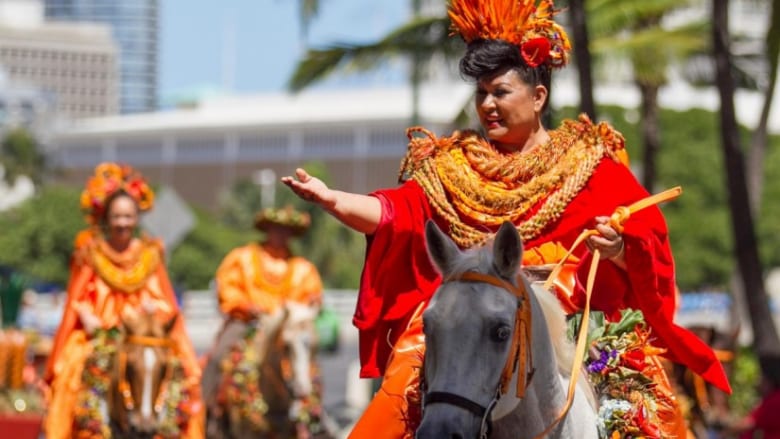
[
  {"xmin": 105, "ymin": 194, "xmax": 139, "ymax": 247},
  {"xmin": 475, "ymin": 68, "xmax": 547, "ymax": 151}
]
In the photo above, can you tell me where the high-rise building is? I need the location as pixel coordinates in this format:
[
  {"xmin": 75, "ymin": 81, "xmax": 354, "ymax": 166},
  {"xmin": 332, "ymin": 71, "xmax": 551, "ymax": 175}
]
[
  {"xmin": 0, "ymin": 0, "xmax": 119, "ymax": 119},
  {"xmin": 44, "ymin": 0, "xmax": 158, "ymax": 114}
]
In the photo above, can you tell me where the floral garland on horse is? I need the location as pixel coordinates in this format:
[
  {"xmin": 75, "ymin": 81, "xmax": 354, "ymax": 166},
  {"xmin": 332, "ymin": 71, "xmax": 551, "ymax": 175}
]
[{"xmin": 72, "ymin": 327, "xmax": 194, "ymax": 439}]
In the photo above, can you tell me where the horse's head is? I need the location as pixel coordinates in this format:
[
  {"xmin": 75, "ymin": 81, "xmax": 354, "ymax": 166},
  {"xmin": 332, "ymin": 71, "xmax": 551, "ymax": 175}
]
[
  {"xmin": 417, "ymin": 220, "xmax": 527, "ymax": 439},
  {"xmin": 114, "ymin": 308, "xmax": 178, "ymax": 435}
]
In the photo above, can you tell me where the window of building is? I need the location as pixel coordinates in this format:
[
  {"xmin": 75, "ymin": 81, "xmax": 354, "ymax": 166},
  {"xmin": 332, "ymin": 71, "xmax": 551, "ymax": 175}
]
[
  {"xmin": 176, "ymin": 137, "xmax": 224, "ymax": 164},
  {"xmin": 116, "ymin": 140, "xmax": 163, "ymax": 165},
  {"xmin": 238, "ymin": 133, "xmax": 288, "ymax": 161},
  {"xmin": 302, "ymin": 129, "xmax": 354, "ymax": 158}
]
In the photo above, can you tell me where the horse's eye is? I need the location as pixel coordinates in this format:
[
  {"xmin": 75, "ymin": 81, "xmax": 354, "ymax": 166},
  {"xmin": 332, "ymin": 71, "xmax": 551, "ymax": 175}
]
[{"xmin": 492, "ymin": 325, "xmax": 512, "ymax": 342}]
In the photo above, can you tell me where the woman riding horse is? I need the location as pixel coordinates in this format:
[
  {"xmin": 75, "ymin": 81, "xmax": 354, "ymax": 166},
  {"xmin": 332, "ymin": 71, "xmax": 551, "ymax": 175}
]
[
  {"xmin": 44, "ymin": 163, "xmax": 203, "ymax": 439},
  {"xmin": 202, "ymin": 205, "xmax": 324, "ymax": 437},
  {"xmin": 283, "ymin": 0, "xmax": 731, "ymax": 436}
]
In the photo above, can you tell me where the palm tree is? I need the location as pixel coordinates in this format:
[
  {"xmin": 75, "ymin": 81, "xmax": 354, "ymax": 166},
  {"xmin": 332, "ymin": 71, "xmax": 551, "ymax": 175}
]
[
  {"xmin": 587, "ymin": 0, "xmax": 707, "ymax": 191},
  {"xmin": 747, "ymin": 0, "xmax": 780, "ymax": 211},
  {"xmin": 288, "ymin": 13, "xmax": 464, "ymax": 124},
  {"xmin": 297, "ymin": 0, "xmax": 320, "ymax": 45},
  {"xmin": 567, "ymin": 0, "xmax": 598, "ymax": 120},
  {"xmin": 711, "ymin": 0, "xmax": 780, "ymax": 362}
]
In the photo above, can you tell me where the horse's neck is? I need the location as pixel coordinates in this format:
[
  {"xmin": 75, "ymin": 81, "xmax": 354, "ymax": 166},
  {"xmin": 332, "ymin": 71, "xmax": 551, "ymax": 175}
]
[
  {"xmin": 493, "ymin": 291, "xmax": 572, "ymax": 438},
  {"xmin": 260, "ymin": 339, "xmax": 294, "ymax": 410}
]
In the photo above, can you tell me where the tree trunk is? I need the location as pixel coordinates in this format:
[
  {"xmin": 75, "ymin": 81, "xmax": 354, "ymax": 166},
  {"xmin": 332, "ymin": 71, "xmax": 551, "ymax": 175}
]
[
  {"xmin": 746, "ymin": 0, "xmax": 780, "ymax": 213},
  {"xmin": 712, "ymin": 0, "xmax": 780, "ymax": 357},
  {"xmin": 638, "ymin": 82, "xmax": 660, "ymax": 192},
  {"xmin": 410, "ymin": 0, "xmax": 423, "ymax": 125},
  {"xmin": 569, "ymin": 0, "xmax": 597, "ymax": 120}
]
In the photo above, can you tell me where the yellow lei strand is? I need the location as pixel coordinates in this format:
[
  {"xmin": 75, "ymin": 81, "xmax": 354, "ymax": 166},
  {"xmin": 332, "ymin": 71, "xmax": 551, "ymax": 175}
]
[
  {"xmin": 401, "ymin": 114, "xmax": 626, "ymax": 248},
  {"xmin": 89, "ymin": 238, "xmax": 161, "ymax": 293}
]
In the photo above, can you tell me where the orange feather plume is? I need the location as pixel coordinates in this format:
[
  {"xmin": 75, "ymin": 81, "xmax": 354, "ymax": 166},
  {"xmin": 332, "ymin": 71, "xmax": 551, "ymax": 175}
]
[{"xmin": 448, "ymin": 0, "xmax": 571, "ymax": 68}]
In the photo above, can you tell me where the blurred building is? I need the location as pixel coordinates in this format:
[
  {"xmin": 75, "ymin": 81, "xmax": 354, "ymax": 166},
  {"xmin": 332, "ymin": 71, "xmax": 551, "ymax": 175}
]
[
  {"xmin": 0, "ymin": 0, "xmax": 119, "ymax": 119},
  {"xmin": 0, "ymin": 68, "xmax": 55, "ymax": 137},
  {"xmin": 47, "ymin": 85, "xmax": 473, "ymax": 210},
  {"xmin": 44, "ymin": 0, "xmax": 158, "ymax": 114}
]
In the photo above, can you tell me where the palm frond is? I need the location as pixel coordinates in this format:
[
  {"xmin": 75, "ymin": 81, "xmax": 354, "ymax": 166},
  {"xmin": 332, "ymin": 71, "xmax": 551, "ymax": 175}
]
[
  {"xmin": 586, "ymin": 0, "xmax": 696, "ymax": 37},
  {"xmin": 288, "ymin": 16, "xmax": 461, "ymax": 92}
]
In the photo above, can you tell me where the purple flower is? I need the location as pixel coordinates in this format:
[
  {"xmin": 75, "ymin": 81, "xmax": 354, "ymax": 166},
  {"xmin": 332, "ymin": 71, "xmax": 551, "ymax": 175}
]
[{"xmin": 587, "ymin": 349, "xmax": 614, "ymax": 373}]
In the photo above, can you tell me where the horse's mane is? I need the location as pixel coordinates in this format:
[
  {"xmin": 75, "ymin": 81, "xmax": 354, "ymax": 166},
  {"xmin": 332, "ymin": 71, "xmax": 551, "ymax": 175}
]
[{"xmin": 444, "ymin": 242, "xmax": 575, "ymax": 378}]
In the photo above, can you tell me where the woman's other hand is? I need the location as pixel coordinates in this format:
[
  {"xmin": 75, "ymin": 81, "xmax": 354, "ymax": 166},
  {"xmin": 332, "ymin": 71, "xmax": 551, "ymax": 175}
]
[
  {"xmin": 586, "ymin": 216, "xmax": 626, "ymax": 269},
  {"xmin": 74, "ymin": 302, "xmax": 102, "ymax": 335},
  {"xmin": 281, "ymin": 168, "xmax": 336, "ymax": 209}
]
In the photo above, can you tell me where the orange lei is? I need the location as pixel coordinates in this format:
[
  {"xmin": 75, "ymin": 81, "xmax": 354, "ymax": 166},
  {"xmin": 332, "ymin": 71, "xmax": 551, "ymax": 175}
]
[
  {"xmin": 400, "ymin": 114, "xmax": 626, "ymax": 248},
  {"xmin": 88, "ymin": 238, "xmax": 162, "ymax": 293}
]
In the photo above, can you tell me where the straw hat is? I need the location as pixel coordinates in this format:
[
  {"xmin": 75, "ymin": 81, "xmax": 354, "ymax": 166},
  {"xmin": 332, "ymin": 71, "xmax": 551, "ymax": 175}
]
[{"xmin": 253, "ymin": 205, "xmax": 311, "ymax": 237}]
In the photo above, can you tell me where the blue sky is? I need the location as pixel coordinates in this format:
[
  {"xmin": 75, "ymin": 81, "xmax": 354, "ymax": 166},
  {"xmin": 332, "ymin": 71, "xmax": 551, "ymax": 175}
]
[{"xmin": 159, "ymin": 0, "xmax": 410, "ymax": 104}]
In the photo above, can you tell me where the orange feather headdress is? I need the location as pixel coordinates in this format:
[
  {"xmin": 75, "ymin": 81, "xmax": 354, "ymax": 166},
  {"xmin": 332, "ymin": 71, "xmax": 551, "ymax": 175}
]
[
  {"xmin": 80, "ymin": 162, "xmax": 155, "ymax": 224},
  {"xmin": 448, "ymin": 0, "xmax": 571, "ymax": 68}
]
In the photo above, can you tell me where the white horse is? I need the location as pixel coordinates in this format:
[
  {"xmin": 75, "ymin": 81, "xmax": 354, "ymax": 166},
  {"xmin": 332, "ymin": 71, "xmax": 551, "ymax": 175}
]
[{"xmin": 416, "ymin": 220, "xmax": 598, "ymax": 439}]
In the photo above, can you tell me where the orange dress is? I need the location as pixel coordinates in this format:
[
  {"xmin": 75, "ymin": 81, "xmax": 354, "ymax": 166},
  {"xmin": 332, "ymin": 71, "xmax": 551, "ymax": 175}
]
[
  {"xmin": 215, "ymin": 243, "xmax": 323, "ymax": 318},
  {"xmin": 44, "ymin": 231, "xmax": 203, "ymax": 439}
]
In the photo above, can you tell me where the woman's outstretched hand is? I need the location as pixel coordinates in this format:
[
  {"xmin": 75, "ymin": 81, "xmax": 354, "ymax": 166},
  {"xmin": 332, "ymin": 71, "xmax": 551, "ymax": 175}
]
[
  {"xmin": 281, "ymin": 168, "xmax": 336, "ymax": 209},
  {"xmin": 586, "ymin": 216, "xmax": 626, "ymax": 269}
]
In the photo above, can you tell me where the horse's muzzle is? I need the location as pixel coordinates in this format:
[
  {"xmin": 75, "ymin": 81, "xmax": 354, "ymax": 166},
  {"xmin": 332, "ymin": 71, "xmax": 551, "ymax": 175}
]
[{"xmin": 416, "ymin": 406, "xmax": 484, "ymax": 439}]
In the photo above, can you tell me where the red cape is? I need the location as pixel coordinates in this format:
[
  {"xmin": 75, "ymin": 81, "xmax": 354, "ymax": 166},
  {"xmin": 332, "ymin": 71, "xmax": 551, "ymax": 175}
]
[{"xmin": 355, "ymin": 157, "xmax": 731, "ymax": 394}]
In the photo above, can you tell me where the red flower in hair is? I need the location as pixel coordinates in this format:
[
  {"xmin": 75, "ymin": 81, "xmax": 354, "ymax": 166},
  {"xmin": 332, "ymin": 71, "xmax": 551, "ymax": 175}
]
[{"xmin": 521, "ymin": 37, "xmax": 551, "ymax": 67}]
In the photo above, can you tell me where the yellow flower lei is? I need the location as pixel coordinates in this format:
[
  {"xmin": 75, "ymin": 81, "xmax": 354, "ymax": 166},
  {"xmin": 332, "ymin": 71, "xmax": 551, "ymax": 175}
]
[
  {"xmin": 400, "ymin": 114, "xmax": 626, "ymax": 248},
  {"xmin": 88, "ymin": 238, "xmax": 162, "ymax": 293}
]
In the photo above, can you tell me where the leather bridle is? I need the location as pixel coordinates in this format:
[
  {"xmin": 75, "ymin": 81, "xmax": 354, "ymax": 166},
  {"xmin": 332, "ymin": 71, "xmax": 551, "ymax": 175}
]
[{"xmin": 421, "ymin": 271, "xmax": 534, "ymax": 439}]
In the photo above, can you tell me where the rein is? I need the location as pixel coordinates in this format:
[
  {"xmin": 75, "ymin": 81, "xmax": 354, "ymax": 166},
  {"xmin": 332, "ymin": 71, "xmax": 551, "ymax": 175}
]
[
  {"xmin": 117, "ymin": 335, "xmax": 175, "ymax": 413},
  {"xmin": 533, "ymin": 186, "xmax": 682, "ymax": 438}
]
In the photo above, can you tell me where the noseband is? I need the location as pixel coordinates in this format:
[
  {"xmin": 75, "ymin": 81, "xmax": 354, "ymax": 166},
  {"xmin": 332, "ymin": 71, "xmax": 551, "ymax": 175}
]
[{"xmin": 422, "ymin": 271, "xmax": 535, "ymax": 438}]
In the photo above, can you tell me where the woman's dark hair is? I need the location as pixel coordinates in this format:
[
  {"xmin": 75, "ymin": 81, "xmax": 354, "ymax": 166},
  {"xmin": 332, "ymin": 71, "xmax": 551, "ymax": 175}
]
[{"xmin": 459, "ymin": 39, "xmax": 552, "ymax": 109}]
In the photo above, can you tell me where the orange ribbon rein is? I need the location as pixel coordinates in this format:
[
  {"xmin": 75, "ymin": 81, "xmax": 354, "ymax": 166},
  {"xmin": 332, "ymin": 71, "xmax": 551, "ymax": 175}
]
[{"xmin": 532, "ymin": 186, "xmax": 682, "ymax": 438}]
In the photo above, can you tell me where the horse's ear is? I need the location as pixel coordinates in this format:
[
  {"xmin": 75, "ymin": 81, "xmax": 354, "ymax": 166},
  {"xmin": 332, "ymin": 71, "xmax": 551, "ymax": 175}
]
[
  {"xmin": 163, "ymin": 312, "xmax": 179, "ymax": 335},
  {"xmin": 425, "ymin": 219, "xmax": 460, "ymax": 276},
  {"xmin": 121, "ymin": 306, "xmax": 140, "ymax": 335},
  {"xmin": 493, "ymin": 221, "xmax": 522, "ymax": 280}
]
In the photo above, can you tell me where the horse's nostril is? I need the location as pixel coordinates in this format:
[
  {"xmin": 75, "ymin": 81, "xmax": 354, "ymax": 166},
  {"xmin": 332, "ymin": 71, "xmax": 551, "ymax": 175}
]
[{"xmin": 451, "ymin": 435, "xmax": 463, "ymax": 439}]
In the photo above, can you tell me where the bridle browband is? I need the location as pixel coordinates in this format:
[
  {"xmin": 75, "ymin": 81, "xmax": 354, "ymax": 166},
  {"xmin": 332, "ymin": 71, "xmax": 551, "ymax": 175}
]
[{"xmin": 422, "ymin": 271, "xmax": 534, "ymax": 439}]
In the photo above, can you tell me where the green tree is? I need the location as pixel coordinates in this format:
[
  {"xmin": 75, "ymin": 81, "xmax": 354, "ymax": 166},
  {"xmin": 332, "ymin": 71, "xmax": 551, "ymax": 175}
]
[
  {"xmin": 1, "ymin": 128, "xmax": 45, "ymax": 185},
  {"xmin": 0, "ymin": 187, "xmax": 83, "ymax": 286},
  {"xmin": 586, "ymin": 0, "xmax": 707, "ymax": 191},
  {"xmin": 167, "ymin": 209, "xmax": 247, "ymax": 290}
]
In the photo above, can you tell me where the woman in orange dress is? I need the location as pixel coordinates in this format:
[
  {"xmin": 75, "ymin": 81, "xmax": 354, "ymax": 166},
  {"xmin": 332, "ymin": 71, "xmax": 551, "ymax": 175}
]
[
  {"xmin": 202, "ymin": 206, "xmax": 323, "ymax": 434},
  {"xmin": 44, "ymin": 163, "xmax": 203, "ymax": 439}
]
